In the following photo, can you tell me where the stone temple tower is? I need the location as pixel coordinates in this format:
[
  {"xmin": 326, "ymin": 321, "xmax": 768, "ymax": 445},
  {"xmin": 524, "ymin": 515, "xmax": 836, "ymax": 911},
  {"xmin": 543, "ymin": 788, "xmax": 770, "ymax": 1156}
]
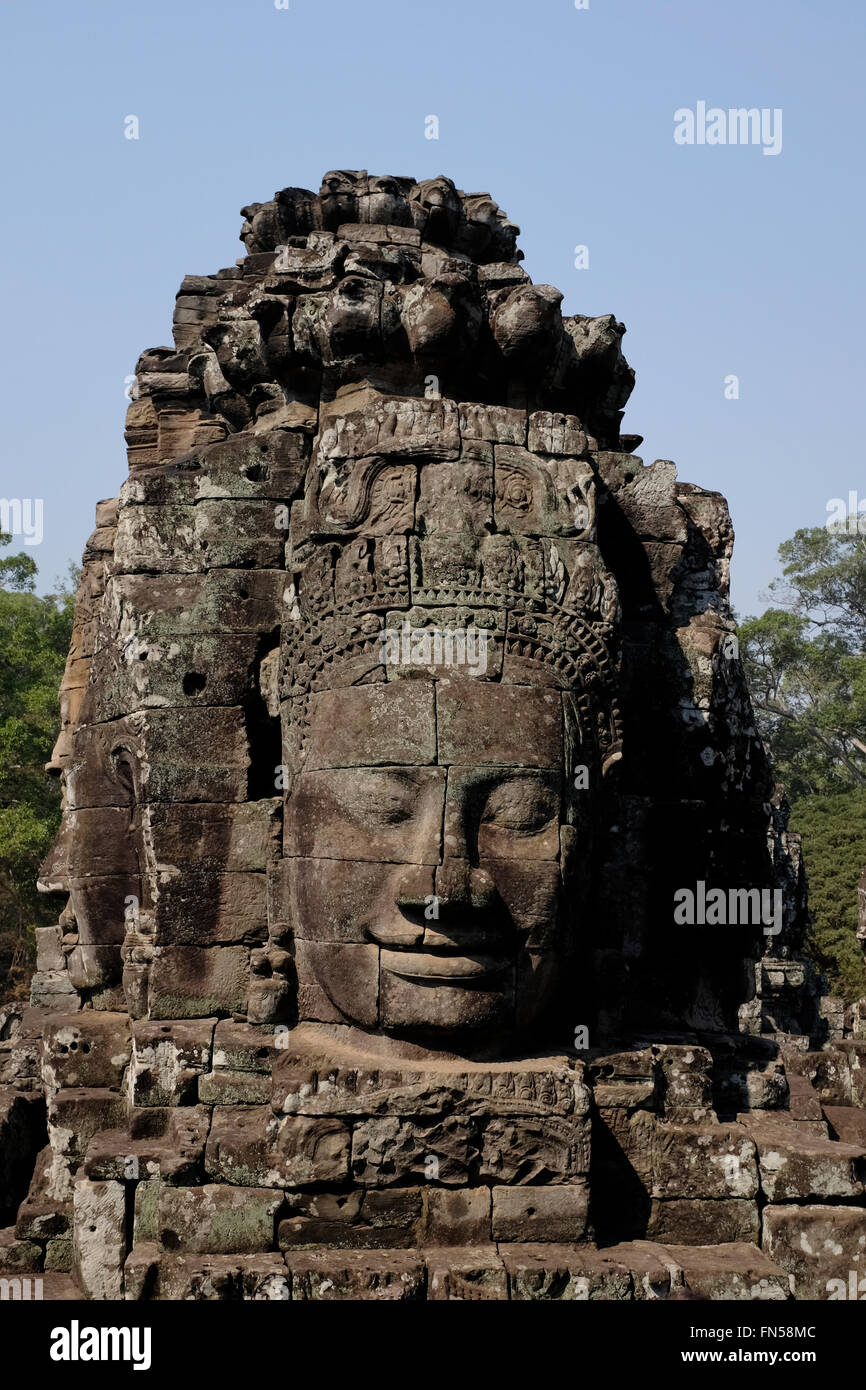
[{"xmin": 1, "ymin": 172, "xmax": 864, "ymax": 1301}]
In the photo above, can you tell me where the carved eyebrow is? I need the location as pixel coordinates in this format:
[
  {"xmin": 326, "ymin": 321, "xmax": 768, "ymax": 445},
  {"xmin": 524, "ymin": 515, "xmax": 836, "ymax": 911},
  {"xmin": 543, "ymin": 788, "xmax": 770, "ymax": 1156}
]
[
  {"xmin": 445, "ymin": 766, "xmax": 561, "ymax": 785},
  {"xmin": 481, "ymin": 776, "xmax": 560, "ymax": 816},
  {"xmin": 329, "ymin": 767, "xmax": 427, "ymax": 810},
  {"xmin": 483, "ymin": 775, "xmax": 559, "ymax": 801},
  {"xmin": 338, "ymin": 766, "xmax": 417, "ymax": 787}
]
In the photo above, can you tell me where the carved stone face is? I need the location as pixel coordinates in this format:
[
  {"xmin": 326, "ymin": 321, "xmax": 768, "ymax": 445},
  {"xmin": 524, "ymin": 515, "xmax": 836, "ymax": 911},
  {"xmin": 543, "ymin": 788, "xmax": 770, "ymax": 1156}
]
[
  {"xmin": 281, "ymin": 416, "xmax": 621, "ymax": 1049},
  {"xmin": 45, "ymin": 721, "xmax": 143, "ymax": 992},
  {"xmin": 285, "ymin": 676, "xmax": 588, "ymax": 1045},
  {"xmin": 410, "ymin": 177, "xmax": 462, "ymax": 243}
]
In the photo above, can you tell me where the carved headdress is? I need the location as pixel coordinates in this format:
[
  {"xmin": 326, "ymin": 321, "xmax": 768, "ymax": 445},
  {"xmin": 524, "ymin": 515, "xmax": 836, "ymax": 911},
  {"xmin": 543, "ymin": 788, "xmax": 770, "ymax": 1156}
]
[{"xmin": 280, "ymin": 396, "xmax": 624, "ymax": 777}]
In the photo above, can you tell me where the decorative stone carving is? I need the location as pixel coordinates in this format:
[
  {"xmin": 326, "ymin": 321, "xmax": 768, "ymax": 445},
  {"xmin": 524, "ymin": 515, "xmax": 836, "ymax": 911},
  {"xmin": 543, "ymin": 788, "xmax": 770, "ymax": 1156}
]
[{"xmin": 1, "ymin": 171, "xmax": 859, "ymax": 1302}]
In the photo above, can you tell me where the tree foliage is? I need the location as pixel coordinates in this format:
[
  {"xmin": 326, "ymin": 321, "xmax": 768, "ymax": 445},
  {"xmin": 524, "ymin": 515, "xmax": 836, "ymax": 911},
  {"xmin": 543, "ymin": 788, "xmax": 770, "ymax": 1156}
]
[
  {"xmin": 0, "ymin": 533, "xmax": 74, "ymax": 998},
  {"xmin": 789, "ymin": 790, "xmax": 866, "ymax": 1002},
  {"xmin": 740, "ymin": 524, "xmax": 866, "ymax": 998},
  {"xmin": 740, "ymin": 527, "xmax": 866, "ymax": 797}
]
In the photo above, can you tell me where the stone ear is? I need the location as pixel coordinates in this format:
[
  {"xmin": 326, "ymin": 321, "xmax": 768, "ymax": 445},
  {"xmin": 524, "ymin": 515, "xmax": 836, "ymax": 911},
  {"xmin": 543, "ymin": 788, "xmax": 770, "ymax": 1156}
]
[
  {"xmin": 111, "ymin": 748, "xmax": 138, "ymax": 800},
  {"xmin": 601, "ymin": 747, "xmax": 623, "ymax": 778}
]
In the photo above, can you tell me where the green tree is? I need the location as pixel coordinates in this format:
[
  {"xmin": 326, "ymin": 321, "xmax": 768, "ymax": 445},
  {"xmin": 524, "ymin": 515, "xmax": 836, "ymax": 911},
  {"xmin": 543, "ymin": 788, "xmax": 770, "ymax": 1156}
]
[
  {"xmin": 0, "ymin": 533, "xmax": 75, "ymax": 999},
  {"xmin": 739, "ymin": 526, "xmax": 866, "ymax": 796},
  {"xmin": 770, "ymin": 524, "xmax": 866, "ymax": 648},
  {"xmin": 740, "ymin": 522, "xmax": 866, "ymax": 999},
  {"xmin": 738, "ymin": 608, "xmax": 866, "ymax": 799},
  {"xmin": 793, "ymin": 790, "xmax": 866, "ymax": 1002}
]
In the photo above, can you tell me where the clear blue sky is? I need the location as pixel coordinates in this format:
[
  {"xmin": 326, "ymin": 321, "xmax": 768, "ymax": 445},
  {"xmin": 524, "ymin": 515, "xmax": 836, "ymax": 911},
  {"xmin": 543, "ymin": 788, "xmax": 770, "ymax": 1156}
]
[{"xmin": 1, "ymin": 0, "xmax": 862, "ymax": 616}]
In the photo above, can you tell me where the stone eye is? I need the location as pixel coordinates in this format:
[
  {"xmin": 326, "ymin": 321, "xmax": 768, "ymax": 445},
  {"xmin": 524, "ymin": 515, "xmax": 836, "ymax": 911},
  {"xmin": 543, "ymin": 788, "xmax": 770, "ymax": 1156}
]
[
  {"xmin": 339, "ymin": 774, "xmax": 415, "ymax": 827},
  {"xmin": 482, "ymin": 780, "xmax": 556, "ymax": 833},
  {"xmin": 373, "ymin": 780, "xmax": 415, "ymax": 824}
]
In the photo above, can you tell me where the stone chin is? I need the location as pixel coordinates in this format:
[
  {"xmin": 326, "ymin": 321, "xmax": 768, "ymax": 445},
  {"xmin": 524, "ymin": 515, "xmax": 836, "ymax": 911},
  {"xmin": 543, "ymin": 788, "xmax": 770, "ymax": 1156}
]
[
  {"xmin": 314, "ymin": 946, "xmax": 559, "ymax": 1042},
  {"xmin": 381, "ymin": 947, "xmax": 560, "ymax": 1041}
]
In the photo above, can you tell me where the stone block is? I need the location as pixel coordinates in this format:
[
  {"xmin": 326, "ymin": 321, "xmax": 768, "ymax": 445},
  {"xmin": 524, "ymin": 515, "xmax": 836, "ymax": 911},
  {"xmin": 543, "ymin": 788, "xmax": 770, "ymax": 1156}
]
[
  {"xmin": 34, "ymin": 926, "xmax": 64, "ymax": 973},
  {"xmin": 458, "ymin": 403, "xmax": 525, "ymax": 447},
  {"xmin": 29, "ymin": 970, "xmax": 80, "ymax": 1009},
  {"xmin": 651, "ymin": 1123, "xmax": 758, "ymax": 1200},
  {"xmin": 48, "ymin": 1089, "xmax": 128, "ymax": 1169},
  {"xmin": 351, "ymin": 1115, "xmax": 475, "ymax": 1187},
  {"xmin": 435, "ymin": 680, "xmax": 563, "ymax": 768},
  {"xmin": 45, "ymin": 1235, "xmax": 73, "ymax": 1272},
  {"xmin": 147, "ymin": 949, "xmax": 248, "ymax": 1019},
  {"xmin": 73, "ymin": 1180, "xmax": 126, "ymax": 1300},
  {"xmin": 278, "ymin": 1189, "xmax": 422, "ymax": 1250},
  {"xmin": 277, "ymin": 857, "xmax": 433, "ymax": 945},
  {"xmin": 106, "ymin": 570, "xmax": 285, "ymax": 639},
  {"xmin": 133, "ymin": 1180, "xmax": 161, "ymax": 1244},
  {"xmin": 503, "ymin": 1243, "xmax": 634, "ymax": 1301},
  {"xmin": 131, "ymin": 1019, "xmax": 216, "ymax": 1105},
  {"xmin": 67, "ymin": 709, "xmax": 250, "ymax": 808},
  {"xmin": 420, "ymin": 1188, "xmax": 491, "ymax": 1246},
  {"xmin": 491, "ymin": 1184, "xmax": 589, "ymax": 1242},
  {"xmin": 113, "ymin": 500, "xmax": 284, "ymax": 574},
  {"xmin": 294, "ymin": 940, "xmax": 379, "ymax": 1028},
  {"xmin": 0, "ymin": 1228, "xmax": 41, "ymax": 1272},
  {"xmin": 299, "ymin": 682, "xmax": 436, "ymax": 769},
  {"xmin": 15, "ymin": 1147, "xmax": 71, "ymax": 1240},
  {"xmin": 763, "ymin": 1204, "xmax": 866, "ymax": 1299},
  {"xmin": 205, "ymin": 1105, "xmax": 350, "ymax": 1188},
  {"xmin": 284, "ymin": 767, "xmax": 444, "ymax": 863},
  {"xmin": 41, "ymin": 1012, "xmax": 131, "ymax": 1092},
  {"xmin": 739, "ymin": 1113, "xmax": 865, "ymax": 1201},
  {"xmin": 426, "ymin": 1246, "xmax": 507, "ymax": 1300},
  {"xmin": 527, "ymin": 411, "xmax": 587, "ymax": 457},
  {"xmin": 652, "ymin": 1044, "xmax": 714, "ymax": 1120},
  {"xmin": 126, "ymin": 1248, "xmax": 289, "ymax": 1301},
  {"xmin": 150, "ymin": 871, "xmax": 267, "ymax": 947},
  {"xmin": 211, "ymin": 1020, "xmax": 283, "ymax": 1073},
  {"xmin": 85, "ymin": 1106, "xmax": 210, "ymax": 1184},
  {"xmin": 287, "ymin": 1249, "xmax": 424, "ymax": 1300},
  {"xmin": 156, "ymin": 1184, "xmax": 283, "ymax": 1255},
  {"xmin": 824, "ymin": 1105, "xmax": 866, "ymax": 1148},
  {"xmin": 646, "ymin": 1198, "xmax": 759, "ymax": 1245},
  {"xmin": 480, "ymin": 1113, "xmax": 588, "ymax": 1183},
  {"xmin": 658, "ymin": 1242, "xmax": 790, "ymax": 1301},
  {"xmin": 198, "ymin": 1070, "xmax": 272, "ymax": 1105}
]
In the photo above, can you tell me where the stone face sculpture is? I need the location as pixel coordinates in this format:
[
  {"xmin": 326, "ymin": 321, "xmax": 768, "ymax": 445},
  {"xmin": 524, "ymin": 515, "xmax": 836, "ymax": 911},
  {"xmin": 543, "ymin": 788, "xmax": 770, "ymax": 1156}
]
[
  {"xmin": 2, "ymin": 172, "xmax": 866, "ymax": 1301},
  {"xmin": 279, "ymin": 415, "xmax": 622, "ymax": 1048}
]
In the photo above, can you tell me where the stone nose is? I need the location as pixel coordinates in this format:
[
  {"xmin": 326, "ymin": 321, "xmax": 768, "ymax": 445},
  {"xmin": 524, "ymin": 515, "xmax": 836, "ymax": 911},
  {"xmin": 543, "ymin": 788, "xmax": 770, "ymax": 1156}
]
[
  {"xmin": 45, "ymin": 728, "xmax": 72, "ymax": 777},
  {"xmin": 425, "ymin": 859, "xmax": 500, "ymax": 950},
  {"xmin": 433, "ymin": 858, "xmax": 496, "ymax": 912}
]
